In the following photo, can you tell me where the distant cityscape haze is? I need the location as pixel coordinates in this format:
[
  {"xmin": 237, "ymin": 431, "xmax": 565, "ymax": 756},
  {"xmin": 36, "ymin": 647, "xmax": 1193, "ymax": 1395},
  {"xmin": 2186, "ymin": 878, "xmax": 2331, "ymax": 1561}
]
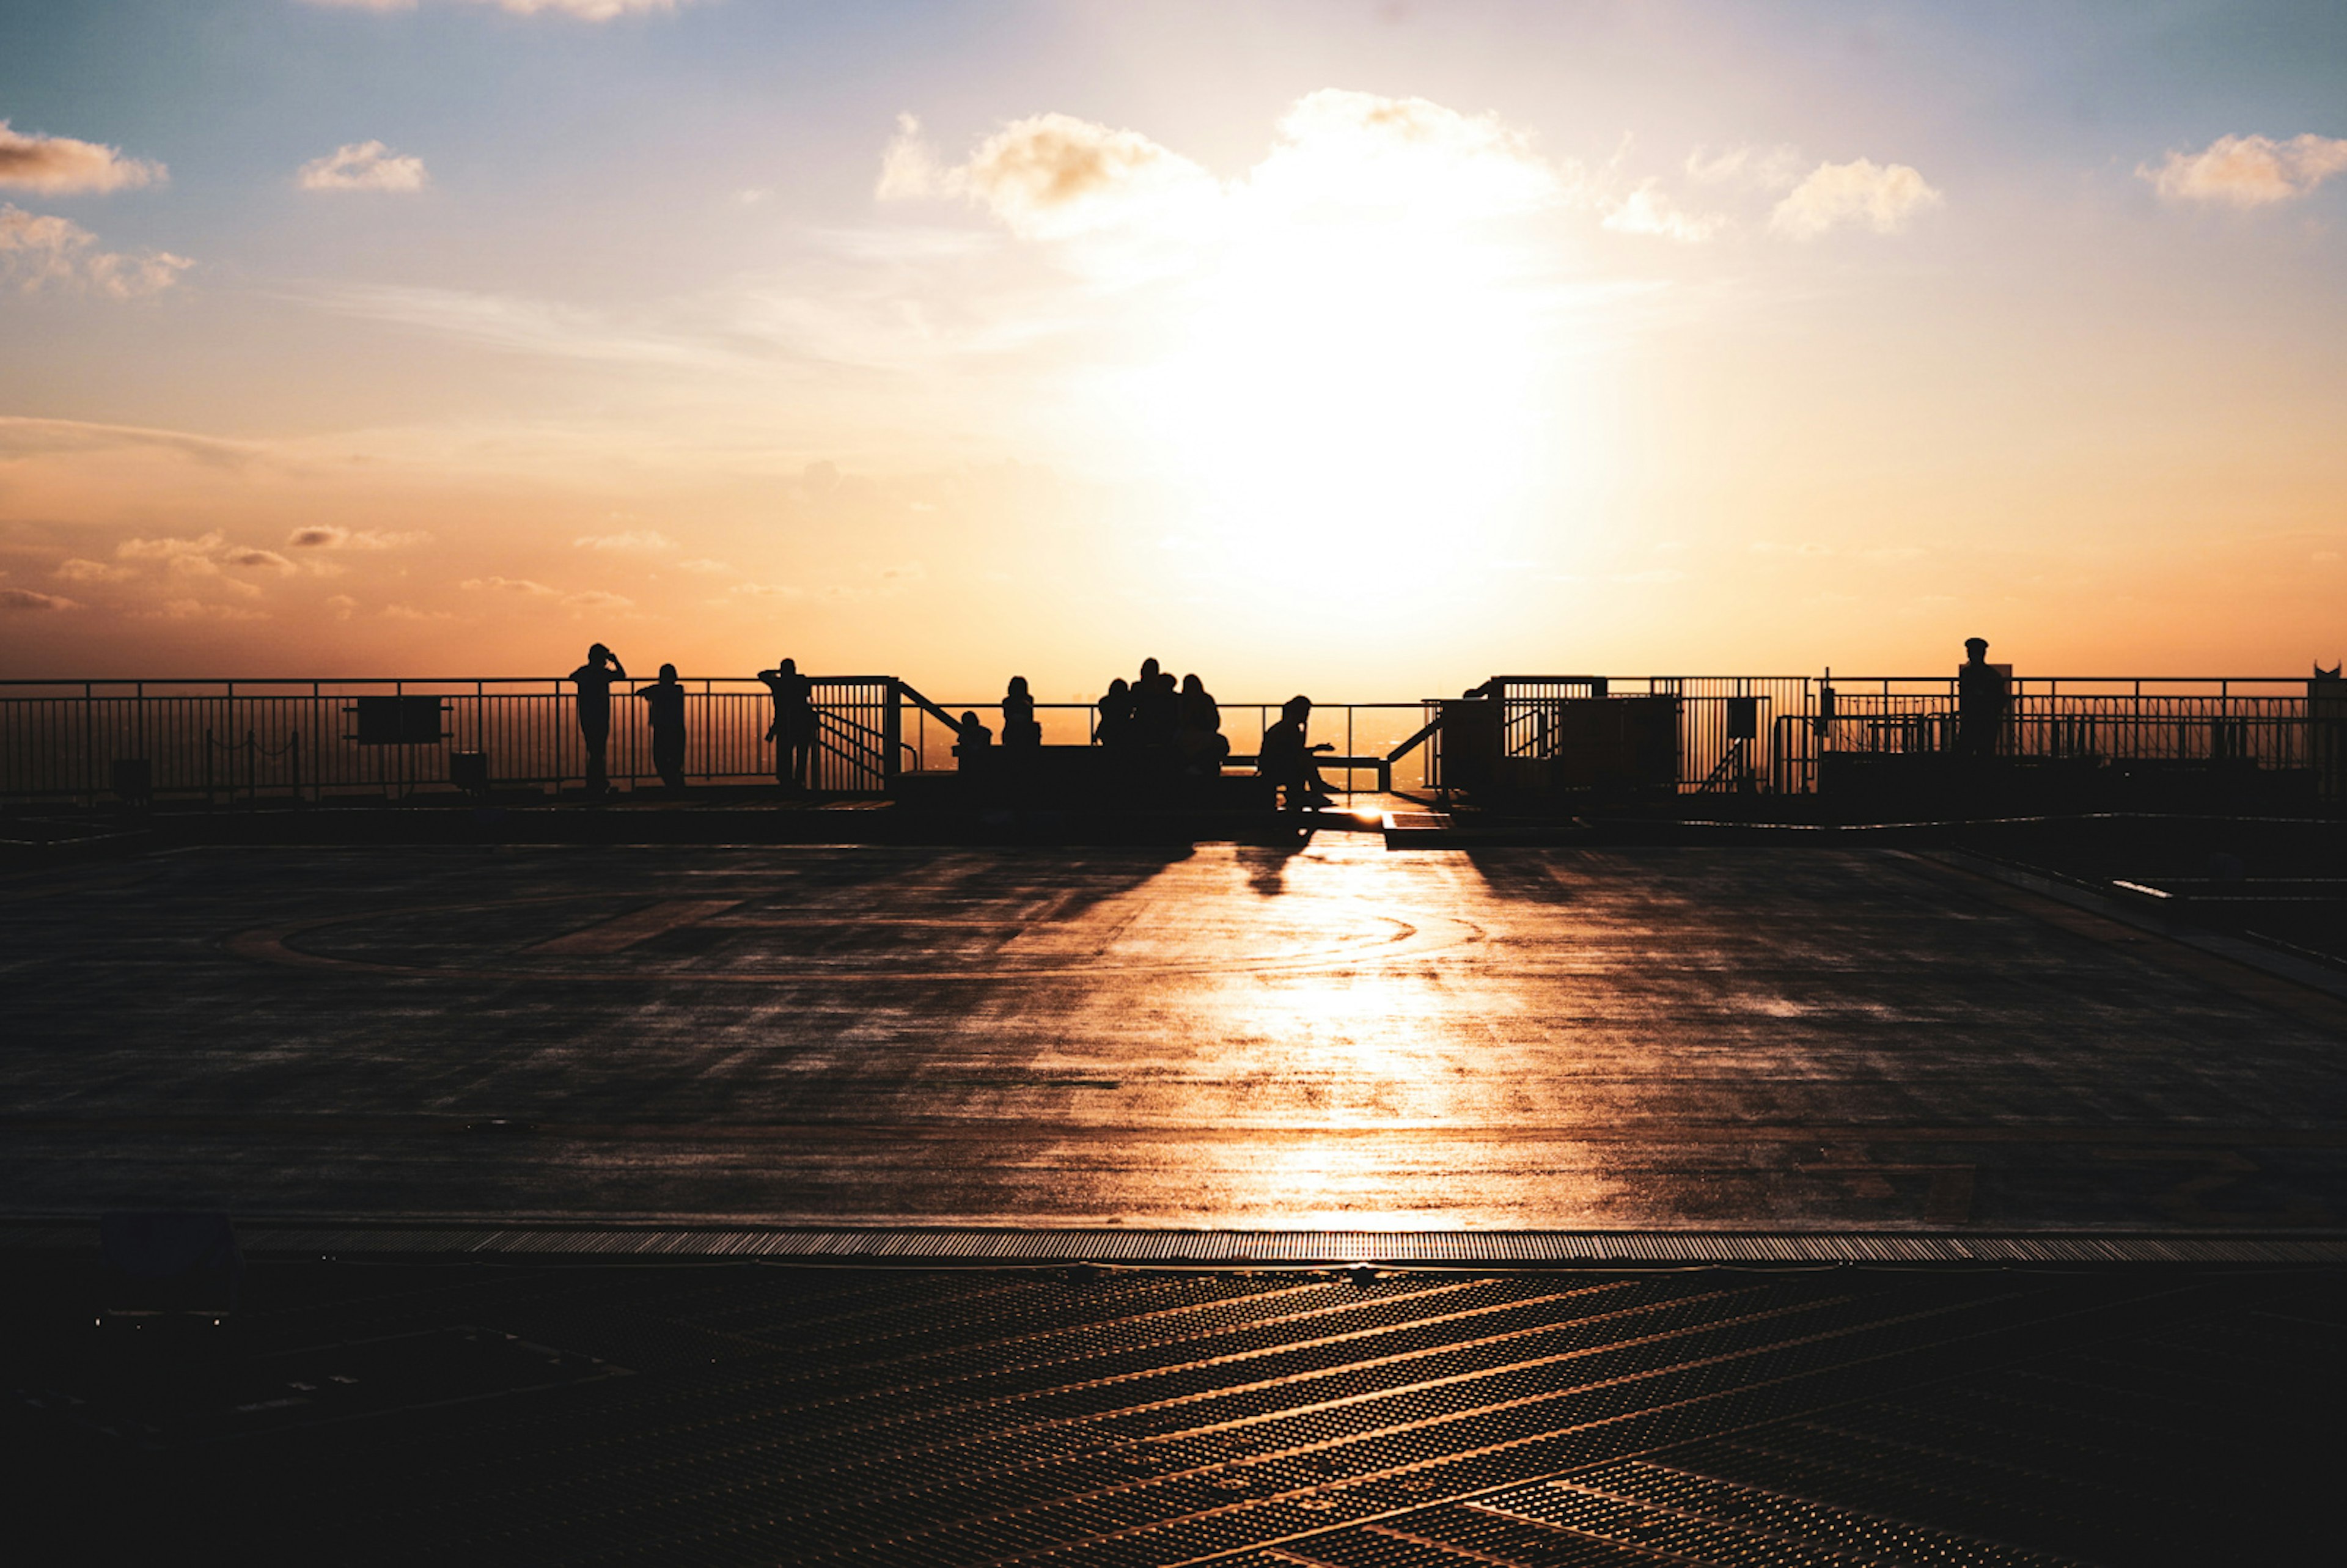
[{"xmin": 2, "ymin": 0, "xmax": 2345, "ymax": 693}]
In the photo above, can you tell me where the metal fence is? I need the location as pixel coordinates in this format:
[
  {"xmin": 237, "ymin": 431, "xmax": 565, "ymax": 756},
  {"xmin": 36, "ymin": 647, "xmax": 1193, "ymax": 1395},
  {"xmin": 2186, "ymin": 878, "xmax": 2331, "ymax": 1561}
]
[
  {"xmin": 0, "ymin": 672, "xmax": 2327, "ymax": 805},
  {"xmin": 0, "ymin": 677, "xmax": 903, "ymax": 803}
]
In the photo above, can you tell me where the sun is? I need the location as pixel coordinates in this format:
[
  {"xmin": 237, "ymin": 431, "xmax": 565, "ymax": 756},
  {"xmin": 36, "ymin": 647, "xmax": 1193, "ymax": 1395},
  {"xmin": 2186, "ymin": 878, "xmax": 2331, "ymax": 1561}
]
[{"xmin": 1120, "ymin": 156, "xmax": 1579, "ymax": 614}]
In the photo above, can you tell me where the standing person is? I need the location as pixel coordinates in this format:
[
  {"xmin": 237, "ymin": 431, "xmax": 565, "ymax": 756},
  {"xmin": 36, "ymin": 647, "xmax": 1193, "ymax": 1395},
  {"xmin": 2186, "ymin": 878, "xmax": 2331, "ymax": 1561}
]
[
  {"xmin": 568, "ymin": 642, "xmax": 627, "ymax": 795},
  {"xmin": 1956, "ymin": 637, "xmax": 2010, "ymax": 759},
  {"xmin": 638, "ymin": 663, "xmax": 688, "ymax": 793},
  {"xmin": 758, "ymin": 656, "xmax": 817, "ymax": 791}
]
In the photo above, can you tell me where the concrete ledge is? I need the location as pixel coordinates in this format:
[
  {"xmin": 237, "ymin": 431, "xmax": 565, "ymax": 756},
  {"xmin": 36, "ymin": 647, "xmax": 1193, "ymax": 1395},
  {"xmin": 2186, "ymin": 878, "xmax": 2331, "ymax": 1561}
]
[{"xmin": 7, "ymin": 1220, "xmax": 2346, "ymax": 1266}]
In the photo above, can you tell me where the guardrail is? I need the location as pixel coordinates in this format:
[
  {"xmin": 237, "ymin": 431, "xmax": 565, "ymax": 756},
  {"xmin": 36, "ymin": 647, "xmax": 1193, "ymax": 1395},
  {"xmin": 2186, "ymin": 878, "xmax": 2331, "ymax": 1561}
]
[
  {"xmin": 0, "ymin": 677, "xmax": 901, "ymax": 804},
  {"xmin": 1, "ymin": 673, "xmax": 2327, "ymax": 805}
]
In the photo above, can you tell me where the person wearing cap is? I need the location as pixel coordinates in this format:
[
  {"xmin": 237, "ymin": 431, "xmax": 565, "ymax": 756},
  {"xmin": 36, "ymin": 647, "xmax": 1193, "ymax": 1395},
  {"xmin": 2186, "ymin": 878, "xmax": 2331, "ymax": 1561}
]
[{"xmin": 1956, "ymin": 637, "xmax": 2009, "ymax": 759}]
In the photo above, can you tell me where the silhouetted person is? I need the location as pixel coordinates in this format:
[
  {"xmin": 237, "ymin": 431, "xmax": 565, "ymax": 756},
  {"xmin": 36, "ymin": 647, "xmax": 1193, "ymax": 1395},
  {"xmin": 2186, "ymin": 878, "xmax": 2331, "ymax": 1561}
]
[
  {"xmin": 1095, "ymin": 678, "xmax": 1133, "ymax": 749},
  {"xmin": 638, "ymin": 663, "xmax": 687, "ymax": 793},
  {"xmin": 952, "ymin": 709, "xmax": 993, "ymax": 763},
  {"xmin": 1957, "ymin": 637, "xmax": 2010, "ymax": 760},
  {"xmin": 1001, "ymin": 675, "xmax": 1041, "ymax": 750},
  {"xmin": 1133, "ymin": 659, "xmax": 1180, "ymax": 755},
  {"xmin": 758, "ymin": 656, "xmax": 817, "ymax": 791},
  {"xmin": 568, "ymin": 642, "xmax": 627, "ymax": 794},
  {"xmin": 1258, "ymin": 694, "xmax": 1335, "ymax": 811},
  {"xmin": 1178, "ymin": 673, "xmax": 1230, "ymax": 774}
]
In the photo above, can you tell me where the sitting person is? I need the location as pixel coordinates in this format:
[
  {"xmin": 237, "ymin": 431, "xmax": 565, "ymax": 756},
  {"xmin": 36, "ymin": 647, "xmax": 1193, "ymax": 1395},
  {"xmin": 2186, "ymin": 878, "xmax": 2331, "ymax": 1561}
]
[
  {"xmin": 1177, "ymin": 673, "xmax": 1230, "ymax": 774},
  {"xmin": 1256, "ymin": 694, "xmax": 1335, "ymax": 810},
  {"xmin": 1094, "ymin": 678, "xmax": 1134, "ymax": 749},
  {"xmin": 1001, "ymin": 675, "xmax": 1041, "ymax": 749},
  {"xmin": 1132, "ymin": 658, "xmax": 1181, "ymax": 753},
  {"xmin": 952, "ymin": 709, "xmax": 993, "ymax": 764}
]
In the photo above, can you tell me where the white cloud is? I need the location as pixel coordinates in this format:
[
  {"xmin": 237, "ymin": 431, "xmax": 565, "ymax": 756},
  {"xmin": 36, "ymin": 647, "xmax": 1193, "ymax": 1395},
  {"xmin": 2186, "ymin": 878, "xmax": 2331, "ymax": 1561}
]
[
  {"xmin": 378, "ymin": 603, "xmax": 454, "ymax": 620},
  {"xmin": 1602, "ymin": 179, "xmax": 1723, "ymax": 242},
  {"xmin": 2139, "ymin": 133, "xmax": 2347, "ymax": 208},
  {"xmin": 675, "ymin": 557, "xmax": 732, "ymax": 574},
  {"xmin": 0, "ymin": 120, "xmax": 166, "ymax": 193},
  {"xmin": 883, "ymin": 111, "xmax": 1220, "ymax": 243},
  {"xmin": 298, "ymin": 141, "xmax": 429, "ymax": 193},
  {"xmin": 1769, "ymin": 158, "xmax": 1942, "ymax": 239},
  {"xmin": 573, "ymin": 529, "xmax": 674, "ymax": 551},
  {"xmin": 564, "ymin": 589, "xmax": 634, "ymax": 613},
  {"xmin": 325, "ymin": 594, "xmax": 359, "ymax": 620},
  {"xmin": 299, "ymin": 0, "xmax": 689, "ymax": 17},
  {"xmin": 881, "ymin": 89, "xmax": 1565, "ymax": 254},
  {"xmin": 460, "ymin": 576, "xmax": 556, "ymax": 595},
  {"xmin": 1, "ymin": 203, "xmax": 190, "ymax": 296}
]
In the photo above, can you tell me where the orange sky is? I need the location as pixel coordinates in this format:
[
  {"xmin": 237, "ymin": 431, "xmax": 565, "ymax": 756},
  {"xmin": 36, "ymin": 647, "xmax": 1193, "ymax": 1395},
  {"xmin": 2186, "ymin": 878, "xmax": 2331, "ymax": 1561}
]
[{"xmin": 4, "ymin": 1, "xmax": 2344, "ymax": 695}]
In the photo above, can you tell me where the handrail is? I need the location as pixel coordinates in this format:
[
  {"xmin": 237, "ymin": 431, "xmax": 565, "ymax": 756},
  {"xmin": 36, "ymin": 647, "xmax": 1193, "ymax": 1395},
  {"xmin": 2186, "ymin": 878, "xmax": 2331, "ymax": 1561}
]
[
  {"xmin": 1384, "ymin": 713, "xmax": 1444, "ymax": 765},
  {"xmin": 895, "ymin": 680, "xmax": 969, "ymax": 737}
]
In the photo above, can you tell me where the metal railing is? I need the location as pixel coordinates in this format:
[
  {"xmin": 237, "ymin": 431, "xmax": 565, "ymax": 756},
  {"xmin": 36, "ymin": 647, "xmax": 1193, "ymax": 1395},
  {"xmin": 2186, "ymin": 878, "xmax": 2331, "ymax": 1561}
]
[
  {"xmin": 0, "ymin": 673, "xmax": 2329, "ymax": 805},
  {"xmin": 0, "ymin": 676, "xmax": 902, "ymax": 804}
]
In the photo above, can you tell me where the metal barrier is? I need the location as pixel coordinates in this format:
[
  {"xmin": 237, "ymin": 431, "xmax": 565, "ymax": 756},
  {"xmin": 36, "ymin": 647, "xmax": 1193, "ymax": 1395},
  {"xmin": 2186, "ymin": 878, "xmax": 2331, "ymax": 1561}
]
[
  {"xmin": 0, "ymin": 673, "xmax": 2326, "ymax": 805},
  {"xmin": 0, "ymin": 676, "xmax": 903, "ymax": 804}
]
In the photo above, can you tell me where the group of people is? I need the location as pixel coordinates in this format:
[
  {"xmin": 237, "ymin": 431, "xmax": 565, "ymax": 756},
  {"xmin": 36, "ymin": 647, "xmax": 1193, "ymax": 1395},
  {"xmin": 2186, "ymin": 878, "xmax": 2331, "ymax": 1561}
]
[
  {"xmin": 1095, "ymin": 658, "xmax": 1233, "ymax": 775},
  {"xmin": 952, "ymin": 659, "xmax": 1336, "ymax": 809},
  {"xmin": 570, "ymin": 643, "xmax": 1337, "ymax": 808},
  {"xmin": 567, "ymin": 645, "xmax": 816, "ymax": 795}
]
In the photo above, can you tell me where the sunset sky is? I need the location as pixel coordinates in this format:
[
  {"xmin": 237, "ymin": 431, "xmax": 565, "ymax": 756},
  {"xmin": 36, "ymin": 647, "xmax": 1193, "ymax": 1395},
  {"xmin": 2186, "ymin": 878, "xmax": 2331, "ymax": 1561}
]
[{"xmin": 2, "ymin": 0, "xmax": 2343, "ymax": 696}]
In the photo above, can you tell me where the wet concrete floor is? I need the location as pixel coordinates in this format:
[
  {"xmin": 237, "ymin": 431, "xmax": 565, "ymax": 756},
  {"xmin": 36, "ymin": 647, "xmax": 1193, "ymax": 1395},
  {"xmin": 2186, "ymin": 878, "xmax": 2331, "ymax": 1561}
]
[{"xmin": 6, "ymin": 838, "xmax": 2345, "ymax": 1233}]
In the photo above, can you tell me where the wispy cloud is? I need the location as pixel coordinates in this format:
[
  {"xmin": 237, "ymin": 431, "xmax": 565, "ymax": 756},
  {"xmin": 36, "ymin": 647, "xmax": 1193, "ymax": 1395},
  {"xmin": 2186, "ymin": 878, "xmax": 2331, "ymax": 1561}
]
[
  {"xmin": 564, "ymin": 589, "xmax": 634, "ymax": 613},
  {"xmin": 53, "ymin": 558, "xmax": 134, "ymax": 584},
  {"xmin": 573, "ymin": 529, "xmax": 674, "ymax": 551},
  {"xmin": 1770, "ymin": 158, "xmax": 1942, "ymax": 239},
  {"xmin": 288, "ymin": 525, "xmax": 431, "ymax": 549},
  {"xmin": 0, "ymin": 416, "xmax": 251, "ymax": 467},
  {"xmin": 1684, "ymin": 144, "xmax": 1803, "ymax": 191},
  {"xmin": 0, "ymin": 120, "xmax": 165, "ymax": 194},
  {"xmin": 298, "ymin": 141, "xmax": 428, "ymax": 192},
  {"xmin": 1, "ymin": 203, "xmax": 191, "ymax": 296},
  {"xmin": 460, "ymin": 576, "xmax": 557, "ymax": 595},
  {"xmin": 1601, "ymin": 180, "xmax": 1722, "ymax": 243},
  {"xmin": 298, "ymin": 282, "xmax": 734, "ymax": 368},
  {"xmin": 1, "ymin": 582, "xmax": 81, "ymax": 612},
  {"xmin": 2140, "ymin": 133, "xmax": 2347, "ymax": 207},
  {"xmin": 302, "ymin": 0, "xmax": 689, "ymax": 17}
]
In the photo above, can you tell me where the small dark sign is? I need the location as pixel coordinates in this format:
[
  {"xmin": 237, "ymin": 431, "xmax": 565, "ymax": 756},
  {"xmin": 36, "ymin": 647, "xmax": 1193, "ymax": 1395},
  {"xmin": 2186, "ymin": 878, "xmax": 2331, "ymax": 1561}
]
[
  {"xmin": 353, "ymin": 695, "xmax": 447, "ymax": 746},
  {"xmin": 1726, "ymin": 696, "xmax": 1759, "ymax": 740}
]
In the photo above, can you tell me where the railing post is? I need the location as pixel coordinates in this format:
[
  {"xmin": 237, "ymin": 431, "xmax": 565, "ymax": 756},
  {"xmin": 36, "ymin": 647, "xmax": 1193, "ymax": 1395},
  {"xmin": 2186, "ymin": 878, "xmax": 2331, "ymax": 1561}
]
[{"xmin": 885, "ymin": 680, "xmax": 903, "ymax": 790}]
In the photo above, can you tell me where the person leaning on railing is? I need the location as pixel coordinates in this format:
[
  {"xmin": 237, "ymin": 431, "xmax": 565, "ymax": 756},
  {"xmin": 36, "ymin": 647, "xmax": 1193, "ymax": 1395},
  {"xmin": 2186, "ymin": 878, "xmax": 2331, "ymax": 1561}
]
[
  {"xmin": 758, "ymin": 656, "xmax": 817, "ymax": 792},
  {"xmin": 637, "ymin": 663, "xmax": 687, "ymax": 793},
  {"xmin": 568, "ymin": 642, "xmax": 627, "ymax": 795}
]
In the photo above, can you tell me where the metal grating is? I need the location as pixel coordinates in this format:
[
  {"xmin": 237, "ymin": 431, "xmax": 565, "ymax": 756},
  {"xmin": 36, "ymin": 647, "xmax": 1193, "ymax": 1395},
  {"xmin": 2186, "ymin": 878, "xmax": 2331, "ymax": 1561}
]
[
  {"xmin": 6, "ymin": 1260, "xmax": 2339, "ymax": 1564},
  {"xmin": 9, "ymin": 1222, "xmax": 2345, "ymax": 1266}
]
